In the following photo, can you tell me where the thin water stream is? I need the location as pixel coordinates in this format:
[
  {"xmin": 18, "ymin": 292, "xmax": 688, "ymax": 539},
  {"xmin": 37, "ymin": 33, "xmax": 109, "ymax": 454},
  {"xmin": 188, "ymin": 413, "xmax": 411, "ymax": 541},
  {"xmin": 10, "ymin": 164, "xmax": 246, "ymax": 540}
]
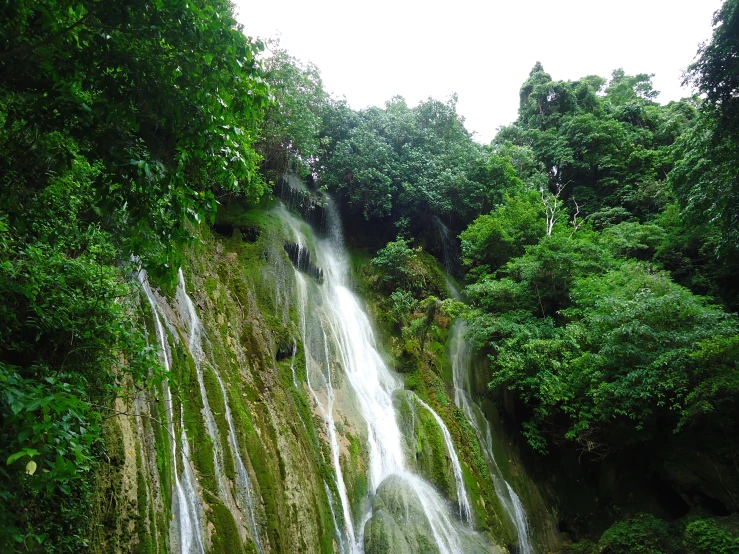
[
  {"xmin": 415, "ymin": 396, "xmax": 472, "ymax": 524},
  {"xmin": 138, "ymin": 271, "xmax": 206, "ymax": 554},
  {"xmin": 177, "ymin": 270, "xmax": 265, "ymax": 554},
  {"xmin": 176, "ymin": 270, "xmax": 233, "ymax": 510},
  {"xmin": 450, "ymin": 319, "xmax": 534, "ymax": 554}
]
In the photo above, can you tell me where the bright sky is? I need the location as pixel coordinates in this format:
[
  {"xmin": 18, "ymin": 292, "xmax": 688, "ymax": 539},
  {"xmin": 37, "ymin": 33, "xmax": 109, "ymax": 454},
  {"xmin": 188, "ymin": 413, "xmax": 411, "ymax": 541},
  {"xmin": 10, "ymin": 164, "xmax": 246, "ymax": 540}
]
[{"xmin": 235, "ymin": 0, "xmax": 723, "ymax": 143}]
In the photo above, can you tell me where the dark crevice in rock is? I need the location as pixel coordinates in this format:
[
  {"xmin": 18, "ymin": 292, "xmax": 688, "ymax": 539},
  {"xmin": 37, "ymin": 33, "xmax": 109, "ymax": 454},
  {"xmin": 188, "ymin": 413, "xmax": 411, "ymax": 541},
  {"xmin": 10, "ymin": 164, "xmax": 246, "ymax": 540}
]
[
  {"xmin": 276, "ymin": 175, "xmax": 327, "ymax": 234},
  {"xmin": 213, "ymin": 223, "xmax": 234, "ymax": 238},
  {"xmin": 276, "ymin": 341, "xmax": 296, "ymax": 362},
  {"xmin": 284, "ymin": 242, "xmax": 324, "ymax": 283},
  {"xmin": 212, "ymin": 223, "xmax": 261, "ymax": 242}
]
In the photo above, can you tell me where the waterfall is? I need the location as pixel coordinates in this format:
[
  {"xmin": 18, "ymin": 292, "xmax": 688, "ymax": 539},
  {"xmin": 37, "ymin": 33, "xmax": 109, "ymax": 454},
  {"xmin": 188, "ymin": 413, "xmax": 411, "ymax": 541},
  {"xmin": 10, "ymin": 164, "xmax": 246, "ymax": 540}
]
[
  {"xmin": 415, "ymin": 396, "xmax": 472, "ymax": 524},
  {"xmin": 289, "ymin": 340, "xmax": 298, "ymax": 388},
  {"xmin": 295, "ymin": 249, "xmax": 357, "ymax": 552},
  {"xmin": 506, "ymin": 482, "xmax": 534, "ymax": 554},
  {"xmin": 450, "ymin": 319, "xmax": 535, "ymax": 554},
  {"xmin": 177, "ymin": 270, "xmax": 265, "ymax": 554},
  {"xmin": 279, "ymin": 201, "xmax": 479, "ymax": 554},
  {"xmin": 433, "ymin": 215, "xmax": 461, "ymax": 277},
  {"xmin": 137, "ymin": 271, "xmax": 206, "ymax": 554},
  {"xmin": 176, "ymin": 270, "xmax": 233, "ymax": 508},
  {"xmin": 325, "ymin": 481, "xmax": 349, "ymax": 554}
]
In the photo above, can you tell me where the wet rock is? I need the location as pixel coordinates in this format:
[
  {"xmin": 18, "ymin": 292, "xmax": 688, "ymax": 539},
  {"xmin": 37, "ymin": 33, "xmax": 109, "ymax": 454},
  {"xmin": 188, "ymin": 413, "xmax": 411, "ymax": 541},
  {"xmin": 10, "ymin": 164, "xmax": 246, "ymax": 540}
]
[
  {"xmin": 364, "ymin": 474, "xmax": 439, "ymax": 554},
  {"xmin": 364, "ymin": 474, "xmax": 496, "ymax": 554},
  {"xmin": 276, "ymin": 174, "xmax": 328, "ymax": 233},
  {"xmin": 284, "ymin": 242, "xmax": 324, "ymax": 283}
]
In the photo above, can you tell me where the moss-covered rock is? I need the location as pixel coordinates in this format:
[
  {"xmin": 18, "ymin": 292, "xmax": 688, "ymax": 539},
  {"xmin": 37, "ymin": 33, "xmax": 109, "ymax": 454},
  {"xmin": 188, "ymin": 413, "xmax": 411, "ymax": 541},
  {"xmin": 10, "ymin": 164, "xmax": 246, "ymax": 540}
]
[
  {"xmin": 364, "ymin": 474, "xmax": 498, "ymax": 554},
  {"xmin": 364, "ymin": 474, "xmax": 442, "ymax": 554},
  {"xmin": 394, "ymin": 390, "xmax": 456, "ymax": 502}
]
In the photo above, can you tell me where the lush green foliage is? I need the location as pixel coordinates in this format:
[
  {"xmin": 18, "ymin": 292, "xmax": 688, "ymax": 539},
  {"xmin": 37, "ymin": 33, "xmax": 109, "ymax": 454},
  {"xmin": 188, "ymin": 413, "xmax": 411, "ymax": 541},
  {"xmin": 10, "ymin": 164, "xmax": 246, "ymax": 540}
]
[
  {"xmin": 367, "ymin": 239, "xmax": 458, "ymax": 359},
  {"xmin": 507, "ymin": 63, "xmax": 686, "ymax": 222},
  {"xmin": 599, "ymin": 513, "xmax": 671, "ymax": 554},
  {"xmin": 371, "ymin": 238, "xmax": 420, "ymax": 291},
  {"xmin": 475, "ymin": 257, "xmax": 737, "ymax": 455},
  {"xmin": 459, "ymin": 190, "xmax": 545, "ymax": 279},
  {"xmin": 316, "ymin": 95, "xmax": 518, "ymax": 229},
  {"xmin": 683, "ymin": 518, "xmax": 739, "ymax": 554},
  {"xmin": 1, "ymin": 0, "xmax": 270, "ymax": 270},
  {"xmin": 592, "ymin": 514, "xmax": 739, "ymax": 554},
  {"xmin": 258, "ymin": 43, "xmax": 327, "ymax": 178},
  {"xmin": 670, "ymin": 0, "xmax": 739, "ymax": 274},
  {"xmin": 451, "ymin": 54, "xmax": 739, "ymax": 460},
  {"xmin": 0, "ymin": 1, "xmax": 269, "ymax": 550}
]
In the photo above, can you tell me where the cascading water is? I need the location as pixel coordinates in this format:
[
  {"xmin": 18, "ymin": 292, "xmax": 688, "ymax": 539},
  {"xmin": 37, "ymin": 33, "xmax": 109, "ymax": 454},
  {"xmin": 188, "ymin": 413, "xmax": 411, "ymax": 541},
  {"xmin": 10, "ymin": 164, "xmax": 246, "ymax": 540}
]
[
  {"xmin": 433, "ymin": 216, "xmax": 461, "ymax": 277},
  {"xmin": 177, "ymin": 270, "xmax": 265, "ymax": 554},
  {"xmin": 280, "ymin": 201, "xmax": 483, "ymax": 554},
  {"xmin": 415, "ymin": 396, "xmax": 472, "ymax": 524},
  {"xmin": 288, "ymin": 340, "xmax": 298, "ymax": 388},
  {"xmin": 137, "ymin": 271, "xmax": 206, "ymax": 554},
  {"xmin": 176, "ymin": 270, "xmax": 233, "ymax": 506},
  {"xmin": 293, "ymin": 234, "xmax": 356, "ymax": 552},
  {"xmin": 450, "ymin": 319, "xmax": 534, "ymax": 554},
  {"xmin": 324, "ymin": 480, "xmax": 349, "ymax": 554}
]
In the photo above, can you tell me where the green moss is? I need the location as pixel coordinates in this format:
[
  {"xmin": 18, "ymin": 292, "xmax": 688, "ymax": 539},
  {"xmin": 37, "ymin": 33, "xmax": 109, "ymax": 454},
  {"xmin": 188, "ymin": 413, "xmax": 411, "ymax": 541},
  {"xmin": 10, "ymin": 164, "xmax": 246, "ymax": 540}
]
[
  {"xmin": 417, "ymin": 405, "xmax": 454, "ymax": 498},
  {"xmin": 134, "ymin": 448, "xmax": 154, "ymax": 554},
  {"xmin": 202, "ymin": 365, "xmax": 235, "ymax": 479},
  {"xmin": 342, "ymin": 431, "xmax": 369, "ymax": 525},
  {"xmin": 147, "ymin": 383, "xmax": 172, "ymax": 518},
  {"xmin": 229, "ymin": 393, "xmax": 282, "ymax": 550},
  {"xmin": 209, "ymin": 503, "xmax": 245, "ymax": 554},
  {"xmin": 415, "ymin": 249, "xmax": 449, "ymax": 298},
  {"xmin": 170, "ymin": 335, "xmax": 218, "ymax": 494},
  {"xmin": 139, "ymin": 289, "xmax": 158, "ymax": 343}
]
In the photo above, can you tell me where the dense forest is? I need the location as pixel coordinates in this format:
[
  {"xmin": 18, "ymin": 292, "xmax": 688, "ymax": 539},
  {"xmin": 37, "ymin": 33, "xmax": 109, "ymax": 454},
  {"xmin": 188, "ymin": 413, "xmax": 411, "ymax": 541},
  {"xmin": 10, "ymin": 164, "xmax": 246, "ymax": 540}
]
[{"xmin": 1, "ymin": 1, "xmax": 738, "ymax": 553}]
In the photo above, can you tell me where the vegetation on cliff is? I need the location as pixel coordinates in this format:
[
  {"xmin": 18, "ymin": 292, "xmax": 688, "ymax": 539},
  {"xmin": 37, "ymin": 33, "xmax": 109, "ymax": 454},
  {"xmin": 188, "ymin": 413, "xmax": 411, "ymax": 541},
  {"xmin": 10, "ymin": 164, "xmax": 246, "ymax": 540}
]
[{"xmin": 0, "ymin": 0, "xmax": 269, "ymax": 549}]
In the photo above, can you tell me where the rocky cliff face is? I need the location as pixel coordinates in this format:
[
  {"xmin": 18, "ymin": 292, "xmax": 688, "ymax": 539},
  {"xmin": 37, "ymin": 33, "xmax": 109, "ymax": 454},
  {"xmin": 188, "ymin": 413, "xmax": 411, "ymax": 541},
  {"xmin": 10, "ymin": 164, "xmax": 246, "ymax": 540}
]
[{"xmin": 88, "ymin": 192, "xmax": 557, "ymax": 554}]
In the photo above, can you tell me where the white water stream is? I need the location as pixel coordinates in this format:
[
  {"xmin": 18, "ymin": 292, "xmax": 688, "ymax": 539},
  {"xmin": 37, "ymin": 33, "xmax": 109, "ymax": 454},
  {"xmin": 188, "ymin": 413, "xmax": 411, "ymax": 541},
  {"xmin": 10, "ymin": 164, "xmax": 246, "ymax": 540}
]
[
  {"xmin": 293, "ymin": 230, "xmax": 356, "ymax": 551},
  {"xmin": 177, "ymin": 270, "xmax": 265, "ymax": 554},
  {"xmin": 138, "ymin": 271, "xmax": 206, "ymax": 554},
  {"xmin": 415, "ymin": 396, "xmax": 472, "ymax": 524},
  {"xmin": 450, "ymin": 319, "xmax": 534, "ymax": 554},
  {"xmin": 281, "ymin": 203, "xmax": 475, "ymax": 554}
]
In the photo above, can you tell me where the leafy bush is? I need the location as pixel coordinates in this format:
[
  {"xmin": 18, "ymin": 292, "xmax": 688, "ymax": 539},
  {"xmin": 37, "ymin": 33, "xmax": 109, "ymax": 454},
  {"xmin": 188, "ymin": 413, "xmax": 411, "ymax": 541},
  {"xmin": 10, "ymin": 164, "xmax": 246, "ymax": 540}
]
[
  {"xmin": 684, "ymin": 518, "xmax": 739, "ymax": 554},
  {"xmin": 371, "ymin": 238, "xmax": 417, "ymax": 290},
  {"xmin": 599, "ymin": 513, "xmax": 670, "ymax": 554}
]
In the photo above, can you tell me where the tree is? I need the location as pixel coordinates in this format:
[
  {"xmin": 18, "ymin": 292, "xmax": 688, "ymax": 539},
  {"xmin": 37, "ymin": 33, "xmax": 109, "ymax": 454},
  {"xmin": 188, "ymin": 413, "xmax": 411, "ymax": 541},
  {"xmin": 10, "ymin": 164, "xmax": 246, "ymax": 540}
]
[
  {"xmin": 687, "ymin": 0, "xmax": 739, "ymax": 142},
  {"xmin": 317, "ymin": 95, "xmax": 495, "ymax": 229},
  {"xmin": 486, "ymin": 261, "xmax": 739, "ymax": 455},
  {"xmin": 672, "ymin": 0, "xmax": 739, "ymax": 257},
  {"xmin": 258, "ymin": 44, "xmax": 327, "ymax": 177},
  {"xmin": 605, "ymin": 68, "xmax": 659, "ymax": 106},
  {"xmin": 460, "ymin": 190, "xmax": 544, "ymax": 279},
  {"xmin": 0, "ymin": 0, "xmax": 270, "ymax": 271}
]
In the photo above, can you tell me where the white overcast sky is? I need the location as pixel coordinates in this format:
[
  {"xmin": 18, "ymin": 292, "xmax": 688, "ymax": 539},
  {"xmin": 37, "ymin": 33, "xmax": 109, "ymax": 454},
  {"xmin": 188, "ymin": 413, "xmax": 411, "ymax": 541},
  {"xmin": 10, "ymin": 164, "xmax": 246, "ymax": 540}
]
[{"xmin": 235, "ymin": 0, "xmax": 723, "ymax": 143}]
